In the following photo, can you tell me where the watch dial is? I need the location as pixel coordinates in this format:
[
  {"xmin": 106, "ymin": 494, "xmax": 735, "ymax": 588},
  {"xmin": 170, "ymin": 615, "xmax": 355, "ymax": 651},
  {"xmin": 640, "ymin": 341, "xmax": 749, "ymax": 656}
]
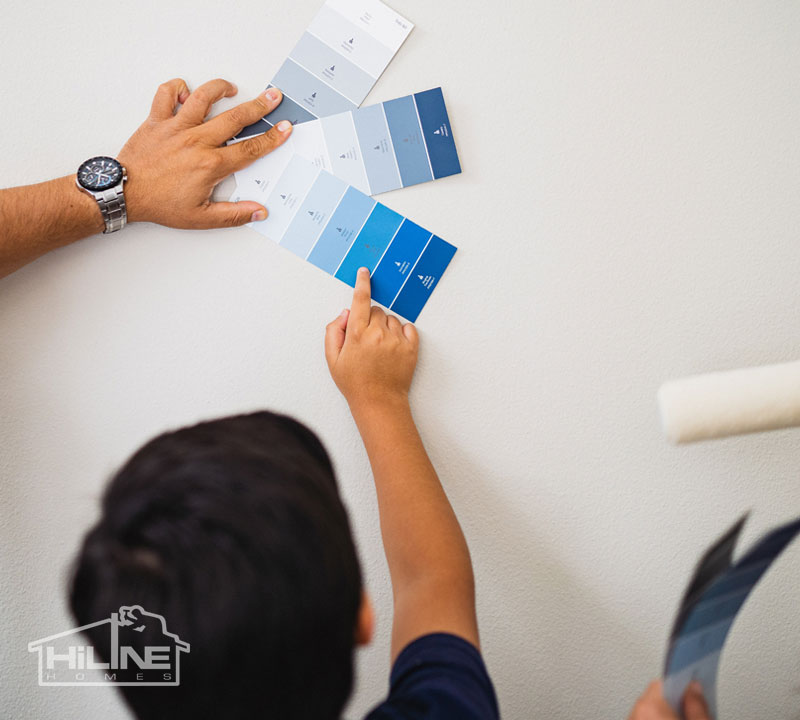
[{"xmin": 77, "ymin": 156, "xmax": 122, "ymax": 191}]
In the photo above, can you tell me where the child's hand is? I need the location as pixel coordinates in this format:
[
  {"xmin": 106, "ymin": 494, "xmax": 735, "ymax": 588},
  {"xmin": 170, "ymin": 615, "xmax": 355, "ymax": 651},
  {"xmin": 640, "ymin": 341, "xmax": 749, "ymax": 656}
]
[{"xmin": 325, "ymin": 267, "xmax": 419, "ymax": 411}]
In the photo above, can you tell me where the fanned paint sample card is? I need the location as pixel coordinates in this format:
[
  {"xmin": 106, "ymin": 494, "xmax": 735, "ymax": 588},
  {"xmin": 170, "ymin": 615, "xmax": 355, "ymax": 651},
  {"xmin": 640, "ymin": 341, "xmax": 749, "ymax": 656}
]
[
  {"xmin": 232, "ymin": 154, "xmax": 456, "ymax": 322},
  {"xmin": 236, "ymin": 87, "xmax": 460, "ymax": 196},
  {"xmin": 235, "ymin": 0, "xmax": 413, "ymax": 140},
  {"xmin": 663, "ymin": 514, "xmax": 800, "ymax": 718}
]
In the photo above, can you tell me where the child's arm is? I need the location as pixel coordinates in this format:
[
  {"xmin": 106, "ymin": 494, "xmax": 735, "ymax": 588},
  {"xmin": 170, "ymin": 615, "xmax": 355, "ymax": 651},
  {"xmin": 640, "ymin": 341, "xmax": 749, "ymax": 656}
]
[{"xmin": 325, "ymin": 268, "xmax": 479, "ymax": 662}]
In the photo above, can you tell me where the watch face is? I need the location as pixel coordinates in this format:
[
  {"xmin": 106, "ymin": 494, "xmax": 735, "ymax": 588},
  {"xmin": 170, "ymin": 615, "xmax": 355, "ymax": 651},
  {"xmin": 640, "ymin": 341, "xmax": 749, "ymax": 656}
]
[{"xmin": 77, "ymin": 156, "xmax": 123, "ymax": 191}]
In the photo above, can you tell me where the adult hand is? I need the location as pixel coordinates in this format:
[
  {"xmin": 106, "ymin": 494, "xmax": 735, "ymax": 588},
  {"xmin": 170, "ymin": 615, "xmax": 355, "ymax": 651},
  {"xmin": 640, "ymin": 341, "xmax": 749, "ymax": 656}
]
[
  {"xmin": 325, "ymin": 268, "xmax": 419, "ymax": 411},
  {"xmin": 628, "ymin": 680, "xmax": 712, "ymax": 720},
  {"xmin": 118, "ymin": 78, "xmax": 291, "ymax": 229}
]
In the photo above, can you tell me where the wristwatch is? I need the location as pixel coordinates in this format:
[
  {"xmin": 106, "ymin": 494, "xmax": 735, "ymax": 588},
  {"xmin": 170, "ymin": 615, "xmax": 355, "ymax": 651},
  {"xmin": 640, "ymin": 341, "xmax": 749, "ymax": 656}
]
[{"xmin": 76, "ymin": 156, "xmax": 128, "ymax": 234}]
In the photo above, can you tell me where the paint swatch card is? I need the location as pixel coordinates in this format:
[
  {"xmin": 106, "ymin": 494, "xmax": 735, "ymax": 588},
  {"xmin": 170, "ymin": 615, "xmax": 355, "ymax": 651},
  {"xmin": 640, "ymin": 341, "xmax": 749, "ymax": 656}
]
[
  {"xmin": 232, "ymin": 153, "xmax": 456, "ymax": 322},
  {"xmin": 663, "ymin": 514, "xmax": 800, "ymax": 718},
  {"xmin": 235, "ymin": 87, "xmax": 461, "ymax": 196},
  {"xmin": 234, "ymin": 0, "xmax": 413, "ymax": 140}
]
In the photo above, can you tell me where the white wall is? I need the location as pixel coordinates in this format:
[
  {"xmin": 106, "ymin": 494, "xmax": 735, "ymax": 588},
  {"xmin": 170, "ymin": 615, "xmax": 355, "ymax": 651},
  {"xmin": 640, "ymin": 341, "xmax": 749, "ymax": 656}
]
[{"xmin": 2, "ymin": 1, "xmax": 800, "ymax": 718}]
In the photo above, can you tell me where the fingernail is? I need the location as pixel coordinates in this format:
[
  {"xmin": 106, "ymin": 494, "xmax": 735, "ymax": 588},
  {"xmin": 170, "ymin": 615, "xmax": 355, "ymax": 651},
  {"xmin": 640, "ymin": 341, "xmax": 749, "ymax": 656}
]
[
  {"xmin": 340, "ymin": 308, "xmax": 348, "ymax": 317},
  {"xmin": 277, "ymin": 120, "xmax": 292, "ymax": 132},
  {"xmin": 358, "ymin": 267, "xmax": 369, "ymax": 276},
  {"xmin": 265, "ymin": 88, "xmax": 278, "ymax": 102},
  {"xmin": 250, "ymin": 209, "xmax": 267, "ymax": 222},
  {"xmin": 687, "ymin": 681, "xmax": 702, "ymax": 693}
]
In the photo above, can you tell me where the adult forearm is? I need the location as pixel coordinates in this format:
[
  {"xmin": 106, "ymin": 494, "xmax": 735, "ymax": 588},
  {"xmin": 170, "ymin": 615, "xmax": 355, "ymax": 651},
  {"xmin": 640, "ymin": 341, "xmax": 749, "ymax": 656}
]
[
  {"xmin": 0, "ymin": 175, "xmax": 104, "ymax": 278},
  {"xmin": 0, "ymin": 80, "xmax": 294, "ymax": 281},
  {"xmin": 350, "ymin": 398, "xmax": 474, "ymax": 595}
]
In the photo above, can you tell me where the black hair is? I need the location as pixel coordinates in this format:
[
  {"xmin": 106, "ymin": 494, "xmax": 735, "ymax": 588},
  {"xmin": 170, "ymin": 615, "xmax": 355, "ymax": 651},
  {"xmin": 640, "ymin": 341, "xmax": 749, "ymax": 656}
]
[{"xmin": 69, "ymin": 411, "xmax": 362, "ymax": 720}]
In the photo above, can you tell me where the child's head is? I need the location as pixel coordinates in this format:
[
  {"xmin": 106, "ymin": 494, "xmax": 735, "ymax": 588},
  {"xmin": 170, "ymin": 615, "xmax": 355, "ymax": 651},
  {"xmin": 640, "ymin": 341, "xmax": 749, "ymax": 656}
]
[{"xmin": 70, "ymin": 411, "xmax": 372, "ymax": 720}]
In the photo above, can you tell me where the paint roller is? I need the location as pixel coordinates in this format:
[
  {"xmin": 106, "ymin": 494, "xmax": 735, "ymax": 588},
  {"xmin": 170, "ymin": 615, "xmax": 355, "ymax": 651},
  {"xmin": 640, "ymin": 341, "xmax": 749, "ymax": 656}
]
[{"xmin": 658, "ymin": 360, "xmax": 800, "ymax": 443}]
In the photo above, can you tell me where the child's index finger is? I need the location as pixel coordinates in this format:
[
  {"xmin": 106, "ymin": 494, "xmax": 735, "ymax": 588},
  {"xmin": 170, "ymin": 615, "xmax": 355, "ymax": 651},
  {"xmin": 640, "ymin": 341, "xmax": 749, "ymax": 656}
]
[{"xmin": 348, "ymin": 267, "xmax": 372, "ymax": 328}]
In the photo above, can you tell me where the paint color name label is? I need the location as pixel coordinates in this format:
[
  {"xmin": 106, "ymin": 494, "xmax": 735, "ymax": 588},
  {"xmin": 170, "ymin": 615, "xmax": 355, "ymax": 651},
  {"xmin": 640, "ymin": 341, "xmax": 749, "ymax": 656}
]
[
  {"xmin": 234, "ymin": 0, "xmax": 413, "ymax": 140},
  {"xmin": 235, "ymin": 87, "xmax": 461, "ymax": 197},
  {"xmin": 232, "ymin": 154, "xmax": 456, "ymax": 322}
]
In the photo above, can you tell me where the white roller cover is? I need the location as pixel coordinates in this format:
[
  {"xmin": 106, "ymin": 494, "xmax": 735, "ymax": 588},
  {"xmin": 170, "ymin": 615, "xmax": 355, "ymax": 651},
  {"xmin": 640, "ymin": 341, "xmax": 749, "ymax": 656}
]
[{"xmin": 658, "ymin": 360, "xmax": 800, "ymax": 443}]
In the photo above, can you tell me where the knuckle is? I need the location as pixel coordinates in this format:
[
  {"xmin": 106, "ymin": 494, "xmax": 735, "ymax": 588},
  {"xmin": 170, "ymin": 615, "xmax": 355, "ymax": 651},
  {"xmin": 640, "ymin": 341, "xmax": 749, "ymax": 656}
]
[
  {"xmin": 226, "ymin": 106, "xmax": 249, "ymax": 128},
  {"xmin": 265, "ymin": 126, "xmax": 286, "ymax": 146},
  {"xmin": 253, "ymin": 136, "xmax": 273, "ymax": 156},
  {"xmin": 191, "ymin": 88, "xmax": 209, "ymax": 105},
  {"xmin": 254, "ymin": 94, "xmax": 272, "ymax": 112},
  {"xmin": 181, "ymin": 132, "xmax": 203, "ymax": 150},
  {"xmin": 199, "ymin": 152, "xmax": 223, "ymax": 172},
  {"xmin": 209, "ymin": 207, "xmax": 241, "ymax": 228},
  {"xmin": 241, "ymin": 137, "xmax": 266, "ymax": 159}
]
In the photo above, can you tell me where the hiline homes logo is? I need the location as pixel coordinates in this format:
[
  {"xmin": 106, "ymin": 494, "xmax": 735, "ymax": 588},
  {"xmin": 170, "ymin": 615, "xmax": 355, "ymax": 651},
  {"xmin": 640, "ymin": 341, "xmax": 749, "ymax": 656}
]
[{"xmin": 28, "ymin": 606, "xmax": 190, "ymax": 686}]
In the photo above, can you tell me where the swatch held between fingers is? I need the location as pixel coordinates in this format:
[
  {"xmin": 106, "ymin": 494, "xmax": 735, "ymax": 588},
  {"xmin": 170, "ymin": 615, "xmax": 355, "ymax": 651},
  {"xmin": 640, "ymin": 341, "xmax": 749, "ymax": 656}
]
[
  {"xmin": 203, "ymin": 88, "xmax": 284, "ymax": 144},
  {"xmin": 223, "ymin": 120, "xmax": 293, "ymax": 172}
]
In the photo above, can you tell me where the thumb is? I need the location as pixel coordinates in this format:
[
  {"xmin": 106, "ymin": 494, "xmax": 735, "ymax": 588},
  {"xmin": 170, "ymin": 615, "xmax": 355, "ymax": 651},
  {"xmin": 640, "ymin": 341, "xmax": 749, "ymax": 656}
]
[
  {"xmin": 324, "ymin": 309, "xmax": 350, "ymax": 366},
  {"xmin": 683, "ymin": 682, "xmax": 711, "ymax": 720},
  {"xmin": 202, "ymin": 201, "xmax": 267, "ymax": 228}
]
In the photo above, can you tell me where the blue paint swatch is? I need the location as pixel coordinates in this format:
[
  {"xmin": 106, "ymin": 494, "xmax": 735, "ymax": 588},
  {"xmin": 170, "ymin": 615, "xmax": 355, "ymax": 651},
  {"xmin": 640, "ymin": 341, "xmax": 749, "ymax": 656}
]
[
  {"xmin": 383, "ymin": 94, "xmax": 433, "ymax": 187},
  {"xmin": 262, "ymin": 90, "xmax": 319, "ymax": 127},
  {"xmin": 235, "ymin": 156, "xmax": 457, "ymax": 321},
  {"xmin": 322, "ymin": 112, "xmax": 370, "ymax": 191},
  {"xmin": 291, "ymin": 32, "xmax": 374, "ymax": 104},
  {"xmin": 236, "ymin": 118, "xmax": 272, "ymax": 140},
  {"xmin": 237, "ymin": 90, "xmax": 318, "ymax": 139},
  {"xmin": 667, "ymin": 619, "xmax": 733, "ymax": 674},
  {"xmin": 370, "ymin": 220, "xmax": 431, "ymax": 307},
  {"xmin": 281, "ymin": 171, "xmax": 348, "ymax": 258},
  {"xmin": 230, "ymin": 0, "xmax": 413, "ymax": 142},
  {"xmin": 390, "ymin": 235, "xmax": 457, "ymax": 322},
  {"xmin": 238, "ymin": 88, "xmax": 462, "ymax": 195},
  {"xmin": 263, "ymin": 155, "xmax": 321, "ymax": 240},
  {"xmin": 335, "ymin": 203, "xmax": 404, "ymax": 285},
  {"xmin": 663, "ymin": 515, "xmax": 800, "ymax": 719},
  {"xmin": 413, "ymin": 87, "xmax": 462, "ymax": 179},
  {"xmin": 307, "ymin": 186, "xmax": 375, "ymax": 274},
  {"xmin": 272, "ymin": 59, "xmax": 356, "ymax": 118},
  {"xmin": 353, "ymin": 102, "xmax": 401, "ymax": 194}
]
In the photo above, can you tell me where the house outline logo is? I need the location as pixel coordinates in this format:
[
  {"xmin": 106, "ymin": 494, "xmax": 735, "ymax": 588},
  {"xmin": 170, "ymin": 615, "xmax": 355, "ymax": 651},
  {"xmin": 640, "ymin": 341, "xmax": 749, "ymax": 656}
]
[{"xmin": 28, "ymin": 605, "xmax": 190, "ymax": 687}]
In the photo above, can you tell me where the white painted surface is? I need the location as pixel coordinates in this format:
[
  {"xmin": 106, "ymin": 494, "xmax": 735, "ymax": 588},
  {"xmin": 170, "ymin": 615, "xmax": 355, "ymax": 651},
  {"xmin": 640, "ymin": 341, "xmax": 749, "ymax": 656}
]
[{"xmin": 2, "ymin": 1, "xmax": 800, "ymax": 718}]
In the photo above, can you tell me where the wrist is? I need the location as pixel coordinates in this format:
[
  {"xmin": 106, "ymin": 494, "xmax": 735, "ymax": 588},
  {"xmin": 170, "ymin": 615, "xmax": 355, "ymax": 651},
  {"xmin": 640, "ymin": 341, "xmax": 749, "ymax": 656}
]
[
  {"xmin": 75, "ymin": 155, "xmax": 129, "ymax": 233},
  {"xmin": 64, "ymin": 175, "xmax": 106, "ymax": 236},
  {"xmin": 114, "ymin": 155, "xmax": 143, "ymax": 223},
  {"xmin": 348, "ymin": 392, "xmax": 412, "ymax": 426}
]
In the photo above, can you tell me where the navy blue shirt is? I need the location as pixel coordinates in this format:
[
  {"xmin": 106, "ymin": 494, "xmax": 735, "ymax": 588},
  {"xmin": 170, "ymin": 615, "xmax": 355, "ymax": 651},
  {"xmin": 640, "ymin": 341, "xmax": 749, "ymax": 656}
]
[{"xmin": 363, "ymin": 633, "xmax": 500, "ymax": 719}]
